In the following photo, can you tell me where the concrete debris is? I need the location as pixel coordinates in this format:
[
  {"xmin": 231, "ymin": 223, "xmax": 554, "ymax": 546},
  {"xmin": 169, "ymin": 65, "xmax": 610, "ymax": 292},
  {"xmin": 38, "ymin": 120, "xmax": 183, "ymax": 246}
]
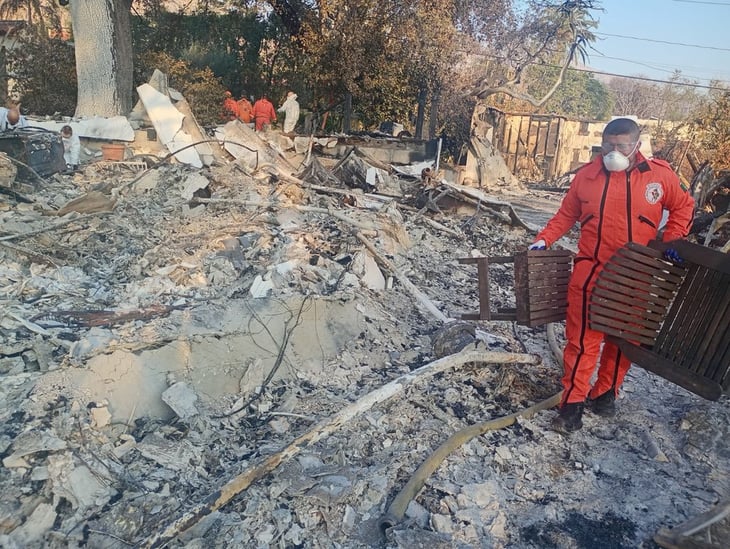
[
  {"xmin": 3, "ymin": 430, "xmax": 67, "ymax": 469},
  {"xmin": 162, "ymin": 382, "xmax": 199, "ymax": 420},
  {"xmin": 137, "ymin": 83, "xmax": 202, "ymax": 168},
  {"xmin": 8, "ymin": 502, "xmax": 56, "ymax": 545},
  {"xmin": 33, "ymin": 115, "xmax": 136, "ymax": 143},
  {"xmin": 0, "ymin": 102, "xmax": 727, "ymax": 549},
  {"xmin": 47, "ymin": 453, "xmax": 117, "ymax": 510},
  {"xmin": 89, "ymin": 405, "xmax": 112, "ymax": 428}
]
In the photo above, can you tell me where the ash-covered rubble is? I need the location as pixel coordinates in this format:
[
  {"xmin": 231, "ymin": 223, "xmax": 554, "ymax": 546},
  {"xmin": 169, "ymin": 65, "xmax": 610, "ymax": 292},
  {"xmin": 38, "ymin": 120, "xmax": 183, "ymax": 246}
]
[{"xmin": 0, "ymin": 132, "xmax": 728, "ymax": 549}]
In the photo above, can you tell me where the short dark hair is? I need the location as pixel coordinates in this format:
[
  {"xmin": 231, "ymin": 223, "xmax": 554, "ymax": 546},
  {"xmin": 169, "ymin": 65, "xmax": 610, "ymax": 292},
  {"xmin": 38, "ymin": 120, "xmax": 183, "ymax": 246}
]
[
  {"xmin": 603, "ymin": 118, "xmax": 640, "ymax": 139},
  {"xmin": 61, "ymin": 125, "xmax": 72, "ymax": 136}
]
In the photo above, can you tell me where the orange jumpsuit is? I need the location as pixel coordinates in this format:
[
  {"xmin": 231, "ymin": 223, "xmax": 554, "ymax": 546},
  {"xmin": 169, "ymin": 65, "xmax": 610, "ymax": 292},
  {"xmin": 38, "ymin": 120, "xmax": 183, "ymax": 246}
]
[
  {"xmin": 222, "ymin": 97, "xmax": 239, "ymax": 121},
  {"xmin": 536, "ymin": 153, "xmax": 694, "ymax": 405},
  {"xmin": 237, "ymin": 98, "xmax": 253, "ymax": 123},
  {"xmin": 251, "ymin": 98, "xmax": 276, "ymax": 131}
]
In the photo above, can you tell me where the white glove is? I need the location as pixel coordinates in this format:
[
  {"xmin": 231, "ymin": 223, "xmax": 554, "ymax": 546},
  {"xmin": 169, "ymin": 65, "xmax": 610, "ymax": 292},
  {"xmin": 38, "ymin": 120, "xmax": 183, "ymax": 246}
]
[{"xmin": 528, "ymin": 239, "xmax": 547, "ymax": 250}]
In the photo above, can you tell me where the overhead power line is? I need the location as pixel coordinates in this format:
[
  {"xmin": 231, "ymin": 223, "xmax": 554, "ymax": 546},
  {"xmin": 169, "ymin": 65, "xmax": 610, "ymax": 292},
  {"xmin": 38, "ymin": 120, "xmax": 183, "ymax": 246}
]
[
  {"xmin": 671, "ymin": 0, "xmax": 730, "ymax": 5},
  {"xmin": 568, "ymin": 64, "xmax": 729, "ymax": 91},
  {"xmin": 589, "ymin": 53, "xmax": 730, "ymax": 83},
  {"xmin": 595, "ymin": 32, "xmax": 730, "ymax": 52}
]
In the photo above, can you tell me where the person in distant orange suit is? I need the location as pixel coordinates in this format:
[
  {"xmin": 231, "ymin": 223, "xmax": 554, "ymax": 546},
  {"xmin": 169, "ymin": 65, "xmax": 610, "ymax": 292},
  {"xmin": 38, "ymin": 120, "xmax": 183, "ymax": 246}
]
[
  {"xmin": 251, "ymin": 93, "xmax": 276, "ymax": 131},
  {"xmin": 237, "ymin": 94, "xmax": 253, "ymax": 124},
  {"xmin": 222, "ymin": 91, "xmax": 239, "ymax": 121}
]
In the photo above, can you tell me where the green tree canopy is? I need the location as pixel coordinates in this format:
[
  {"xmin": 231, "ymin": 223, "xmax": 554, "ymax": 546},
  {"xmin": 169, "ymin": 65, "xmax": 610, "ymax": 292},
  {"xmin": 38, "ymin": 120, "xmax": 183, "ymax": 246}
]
[{"xmin": 524, "ymin": 65, "xmax": 613, "ymax": 119}]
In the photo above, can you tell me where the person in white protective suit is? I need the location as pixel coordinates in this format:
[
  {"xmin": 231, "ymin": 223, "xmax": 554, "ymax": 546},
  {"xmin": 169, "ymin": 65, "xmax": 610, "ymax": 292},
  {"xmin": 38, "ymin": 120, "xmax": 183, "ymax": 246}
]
[{"xmin": 277, "ymin": 91, "xmax": 300, "ymax": 135}]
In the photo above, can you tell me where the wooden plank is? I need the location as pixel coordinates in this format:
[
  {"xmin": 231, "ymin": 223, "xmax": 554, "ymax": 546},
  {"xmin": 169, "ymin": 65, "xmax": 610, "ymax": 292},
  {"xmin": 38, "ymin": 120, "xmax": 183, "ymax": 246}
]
[
  {"xmin": 458, "ymin": 256, "xmax": 493, "ymax": 321},
  {"xmin": 486, "ymin": 255, "xmax": 515, "ymax": 264},
  {"xmin": 650, "ymin": 239, "xmax": 730, "ymax": 276},
  {"xmin": 590, "ymin": 321, "xmax": 657, "ymax": 346},
  {"xmin": 461, "ymin": 313, "xmax": 480, "ymax": 320},
  {"xmin": 528, "ymin": 304, "xmax": 568, "ymax": 319},
  {"xmin": 588, "ymin": 296, "xmax": 664, "ymax": 331},
  {"xmin": 628, "ymin": 241, "xmax": 666, "ymax": 259},
  {"xmin": 703, "ymin": 316, "xmax": 730, "ymax": 383},
  {"xmin": 702, "ymin": 294, "xmax": 730, "ymax": 382},
  {"xmin": 589, "ymin": 311, "xmax": 660, "ymax": 340},
  {"xmin": 588, "ymin": 311, "xmax": 657, "ymax": 336},
  {"xmin": 527, "ymin": 288, "xmax": 570, "ymax": 299},
  {"xmin": 525, "ymin": 255, "xmax": 573, "ymax": 269},
  {"xmin": 654, "ymin": 264, "xmax": 703, "ymax": 353},
  {"xmin": 600, "ymin": 268, "xmax": 679, "ymax": 297},
  {"xmin": 529, "ymin": 306, "xmax": 569, "ymax": 319},
  {"xmin": 525, "ymin": 265, "xmax": 572, "ymax": 277},
  {"xmin": 528, "ymin": 301, "xmax": 569, "ymax": 315},
  {"xmin": 491, "ymin": 312, "xmax": 518, "ymax": 321},
  {"xmin": 594, "ymin": 278, "xmax": 675, "ymax": 306},
  {"xmin": 717, "ymin": 342, "xmax": 730, "ymax": 390},
  {"xmin": 599, "ymin": 270, "xmax": 677, "ymax": 299},
  {"xmin": 526, "ymin": 272, "xmax": 571, "ymax": 286},
  {"xmin": 525, "ymin": 249, "xmax": 573, "ymax": 260},
  {"xmin": 689, "ymin": 271, "xmax": 730, "ymax": 377},
  {"xmin": 592, "ymin": 286, "xmax": 671, "ymax": 315},
  {"xmin": 616, "ymin": 246, "xmax": 688, "ymax": 279},
  {"xmin": 608, "ymin": 336, "xmax": 722, "ymax": 401},
  {"xmin": 527, "ymin": 286, "xmax": 570, "ymax": 299},
  {"xmin": 514, "ymin": 253, "xmax": 531, "ymax": 324},
  {"xmin": 604, "ymin": 261, "xmax": 684, "ymax": 291},
  {"xmin": 589, "ymin": 303, "xmax": 663, "ymax": 330},
  {"xmin": 526, "ymin": 312, "xmax": 567, "ymax": 327},
  {"xmin": 663, "ymin": 267, "xmax": 716, "ymax": 371},
  {"xmin": 526, "ymin": 285, "xmax": 571, "ymax": 295}
]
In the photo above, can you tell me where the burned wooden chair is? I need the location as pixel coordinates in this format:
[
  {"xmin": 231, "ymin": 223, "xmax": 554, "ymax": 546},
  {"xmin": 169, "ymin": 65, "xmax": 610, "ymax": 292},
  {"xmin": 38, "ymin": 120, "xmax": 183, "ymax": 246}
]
[
  {"xmin": 459, "ymin": 249, "xmax": 573, "ymax": 327},
  {"xmin": 589, "ymin": 240, "xmax": 730, "ymax": 401},
  {"xmin": 460, "ymin": 241, "xmax": 729, "ymax": 400}
]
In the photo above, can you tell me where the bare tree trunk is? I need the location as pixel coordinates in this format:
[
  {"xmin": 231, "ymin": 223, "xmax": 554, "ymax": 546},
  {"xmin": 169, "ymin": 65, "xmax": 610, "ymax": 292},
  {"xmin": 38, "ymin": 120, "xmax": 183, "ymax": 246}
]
[
  {"xmin": 415, "ymin": 87, "xmax": 426, "ymax": 139},
  {"xmin": 429, "ymin": 88, "xmax": 440, "ymax": 139},
  {"xmin": 0, "ymin": 46, "xmax": 7, "ymax": 104},
  {"xmin": 343, "ymin": 92, "xmax": 352, "ymax": 133},
  {"xmin": 71, "ymin": 0, "xmax": 133, "ymax": 117}
]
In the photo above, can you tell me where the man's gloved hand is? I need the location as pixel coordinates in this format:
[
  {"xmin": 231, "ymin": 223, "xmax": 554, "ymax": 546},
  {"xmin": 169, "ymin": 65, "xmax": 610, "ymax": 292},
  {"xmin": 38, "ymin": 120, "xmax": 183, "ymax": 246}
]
[
  {"xmin": 664, "ymin": 248, "xmax": 684, "ymax": 263},
  {"xmin": 528, "ymin": 239, "xmax": 547, "ymax": 251}
]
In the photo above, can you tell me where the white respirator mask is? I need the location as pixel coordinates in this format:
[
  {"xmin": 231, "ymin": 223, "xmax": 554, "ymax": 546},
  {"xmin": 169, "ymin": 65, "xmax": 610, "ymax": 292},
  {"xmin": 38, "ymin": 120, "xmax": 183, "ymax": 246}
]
[{"xmin": 602, "ymin": 151, "xmax": 630, "ymax": 172}]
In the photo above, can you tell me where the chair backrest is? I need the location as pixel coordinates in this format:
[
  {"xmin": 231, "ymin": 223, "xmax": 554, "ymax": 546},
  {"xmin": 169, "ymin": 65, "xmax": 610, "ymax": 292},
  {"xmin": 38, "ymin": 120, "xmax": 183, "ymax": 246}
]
[
  {"xmin": 590, "ymin": 240, "xmax": 730, "ymax": 398},
  {"xmin": 459, "ymin": 250, "xmax": 573, "ymax": 327}
]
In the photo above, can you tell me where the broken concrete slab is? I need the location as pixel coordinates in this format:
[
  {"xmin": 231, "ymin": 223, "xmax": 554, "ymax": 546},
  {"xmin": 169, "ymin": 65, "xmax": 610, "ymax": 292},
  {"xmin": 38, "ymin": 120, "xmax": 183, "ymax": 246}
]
[
  {"xmin": 174, "ymin": 95, "xmax": 216, "ymax": 167},
  {"xmin": 8, "ymin": 502, "xmax": 56, "ymax": 545},
  {"xmin": 351, "ymin": 250, "xmax": 385, "ymax": 290},
  {"xmin": 3, "ymin": 430, "xmax": 67, "ymax": 469},
  {"xmin": 216, "ymin": 120, "xmax": 297, "ymax": 175},
  {"xmin": 136, "ymin": 433, "xmax": 200, "ymax": 471},
  {"xmin": 161, "ymin": 382, "xmax": 199, "ymax": 420},
  {"xmin": 136, "ymin": 83, "xmax": 202, "ymax": 168},
  {"xmin": 47, "ymin": 453, "xmax": 117, "ymax": 510},
  {"xmin": 31, "ymin": 116, "xmax": 136, "ymax": 142}
]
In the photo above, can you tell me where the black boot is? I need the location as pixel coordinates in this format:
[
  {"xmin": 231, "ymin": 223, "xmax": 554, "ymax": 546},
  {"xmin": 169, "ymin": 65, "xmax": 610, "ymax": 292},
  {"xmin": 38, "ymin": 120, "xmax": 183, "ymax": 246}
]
[
  {"xmin": 551, "ymin": 402, "xmax": 584, "ymax": 434},
  {"xmin": 589, "ymin": 390, "xmax": 616, "ymax": 417}
]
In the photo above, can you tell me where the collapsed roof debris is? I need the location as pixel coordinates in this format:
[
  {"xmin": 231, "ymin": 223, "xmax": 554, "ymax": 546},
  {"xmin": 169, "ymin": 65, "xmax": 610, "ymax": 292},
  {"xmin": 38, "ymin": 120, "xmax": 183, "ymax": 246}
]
[{"xmin": 0, "ymin": 79, "xmax": 728, "ymax": 549}]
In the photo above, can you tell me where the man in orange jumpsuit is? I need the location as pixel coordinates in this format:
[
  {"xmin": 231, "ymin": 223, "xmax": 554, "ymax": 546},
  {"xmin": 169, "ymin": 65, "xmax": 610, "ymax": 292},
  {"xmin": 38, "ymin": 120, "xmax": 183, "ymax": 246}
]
[
  {"xmin": 251, "ymin": 94, "xmax": 277, "ymax": 131},
  {"xmin": 530, "ymin": 118, "xmax": 695, "ymax": 433},
  {"xmin": 222, "ymin": 91, "xmax": 239, "ymax": 121},
  {"xmin": 237, "ymin": 94, "xmax": 253, "ymax": 124}
]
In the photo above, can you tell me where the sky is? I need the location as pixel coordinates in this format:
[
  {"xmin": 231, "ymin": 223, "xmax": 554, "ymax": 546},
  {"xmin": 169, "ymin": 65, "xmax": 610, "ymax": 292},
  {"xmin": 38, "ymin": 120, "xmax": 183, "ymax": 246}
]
[{"xmin": 584, "ymin": 0, "xmax": 730, "ymax": 88}]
